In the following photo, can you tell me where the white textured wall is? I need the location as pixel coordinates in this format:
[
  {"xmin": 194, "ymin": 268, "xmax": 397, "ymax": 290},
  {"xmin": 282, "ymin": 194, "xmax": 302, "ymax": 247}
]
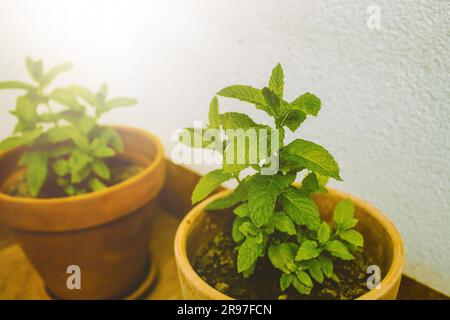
[{"xmin": 0, "ymin": 0, "xmax": 449, "ymax": 295}]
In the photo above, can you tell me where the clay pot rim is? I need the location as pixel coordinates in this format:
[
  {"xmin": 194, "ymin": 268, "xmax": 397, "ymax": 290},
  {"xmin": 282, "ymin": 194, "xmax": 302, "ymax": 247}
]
[
  {"xmin": 174, "ymin": 188, "xmax": 404, "ymax": 300},
  {"xmin": 0, "ymin": 125, "xmax": 164, "ymax": 204}
]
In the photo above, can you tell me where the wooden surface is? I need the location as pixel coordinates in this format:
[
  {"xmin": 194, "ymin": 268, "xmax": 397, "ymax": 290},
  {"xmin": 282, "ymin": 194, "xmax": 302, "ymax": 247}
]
[
  {"xmin": 0, "ymin": 206, "xmax": 182, "ymax": 300},
  {"xmin": 0, "ymin": 161, "xmax": 448, "ymax": 300}
]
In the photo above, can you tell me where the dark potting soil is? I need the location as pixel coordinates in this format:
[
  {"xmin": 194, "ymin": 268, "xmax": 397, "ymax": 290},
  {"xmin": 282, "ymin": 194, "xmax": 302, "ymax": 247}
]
[
  {"xmin": 194, "ymin": 230, "xmax": 376, "ymax": 300},
  {"xmin": 6, "ymin": 157, "xmax": 144, "ymax": 198}
]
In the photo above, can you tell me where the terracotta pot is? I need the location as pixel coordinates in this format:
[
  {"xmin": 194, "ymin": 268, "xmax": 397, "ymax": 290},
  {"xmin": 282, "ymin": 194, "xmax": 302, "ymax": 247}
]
[
  {"xmin": 0, "ymin": 126, "xmax": 165, "ymax": 299},
  {"xmin": 174, "ymin": 188, "xmax": 404, "ymax": 300}
]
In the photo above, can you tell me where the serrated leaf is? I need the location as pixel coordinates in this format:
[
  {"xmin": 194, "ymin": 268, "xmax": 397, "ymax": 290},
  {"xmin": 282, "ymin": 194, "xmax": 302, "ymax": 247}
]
[
  {"xmin": 94, "ymin": 146, "xmax": 116, "ymax": 158},
  {"xmin": 280, "ymin": 187, "xmax": 321, "ymax": 231},
  {"xmin": 0, "ymin": 136, "xmax": 24, "ymax": 152},
  {"xmin": 325, "ymin": 240, "xmax": 354, "ymax": 260},
  {"xmin": 308, "ymin": 259, "xmax": 324, "ymax": 283},
  {"xmin": 50, "ymin": 88, "xmax": 84, "ymax": 111},
  {"xmin": 51, "ymin": 159, "xmax": 69, "ymax": 177},
  {"xmin": 338, "ymin": 229, "xmax": 364, "ymax": 247},
  {"xmin": 290, "ymin": 93, "xmax": 321, "ymax": 116},
  {"xmin": 296, "ymin": 270, "xmax": 313, "ymax": 288},
  {"xmin": 191, "ymin": 169, "xmax": 233, "ymax": 204},
  {"xmin": 318, "ymin": 255, "xmax": 333, "ymax": 278},
  {"xmin": 232, "ymin": 217, "xmax": 247, "ymax": 242},
  {"xmin": 268, "ymin": 63, "xmax": 284, "ymax": 98},
  {"xmin": 26, "ymin": 57, "xmax": 43, "ymax": 83},
  {"xmin": 261, "ymin": 87, "xmax": 280, "ymax": 117},
  {"xmin": 317, "ymin": 221, "xmax": 331, "ymax": 244},
  {"xmin": 105, "ymin": 97, "xmax": 137, "ymax": 110},
  {"xmin": 333, "ymin": 199, "xmax": 355, "ymax": 224},
  {"xmin": 68, "ymin": 85, "xmax": 97, "ymax": 106},
  {"xmin": 46, "ymin": 126, "xmax": 75, "ymax": 143},
  {"xmin": 40, "ymin": 62, "xmax": 73, "ymax": 88},
  {"xmin": 27, "ymin": 152, "xmax": 48, "ymax": 197},
  {"xmin": 233, "ymin": 202, "xmax": 249, "ymax": 217},
  {"xmin": 247, "ymin": 174, "xmax": 294, "ymax": 227},
  {"xmin": 0, "ymin": 81, "xmax": 34, "ymax": 90},
  {"xmin": 268, "ymin": 242, "xmax": 298, "ymax": 274},
  {"xmin": 208, "ymin": 96, "xmax": 220, "ymax": 129},
  {"xmin": 271, "ymin": 212, "xmax": 296, "ymax": 235},
  {"xmin": 92, "ymin": 159, "xmax": 110, "ymax": 180},
  {"xmin": 239, "ymin": 221, "xmax": 259, "ymax": 237},
  {"xmin": 295, "ymin": 240, "xmax": 321, "ymax": 261},
  {"xmin": 13, "ymin": 96, "xmax": 37, "ymax": 124},
  {"xmin": 89, "ymin": 178, "xmax": 106, "ymax": 191},
  {"xmin": 292, "ymin": 278, "xmax": 311, "ymax": 295},
  {"xmin": 281, "ymin": 139, "xmax": 341, "ymax": 180},
  {"xmin": 217, "ymin": 85, "xmax": 266, "ymax": 106},
  {"xmin": 280, "ymin": 273, "xmax": 295, "ymax": 291},
  {"xmin": 220, "ymin": 112, "xmax": 259, "ymax": 130},
  {"xmin": 237, "ymin": 236, "xmax": 263, "ymax": 273},
  {"xmin": 205, "ymin": 176, "xmax": 252, "ymax": 210}
]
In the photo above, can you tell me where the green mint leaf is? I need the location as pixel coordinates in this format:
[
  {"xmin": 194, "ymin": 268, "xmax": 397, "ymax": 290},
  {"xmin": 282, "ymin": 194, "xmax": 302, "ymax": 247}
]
[
  {"xmin": 217, "ymin": 85, "xmax": 265, "ymax": 106},
  {"xmin": 89, "ymin": 178, "xmax": 106, "ymax": 192},
  {"xmin": 0, "ymin": 81, "xmax": 34, "ymax": 90},
  {"xmin": 237, "ymin": 236, "xmax": 263, "ymax": 273},
  {"xmin": 220, "ymin": 112, "xmax": 259, "ymax": 130},
  {"xmin": 232, "ymin": 217, "xmax": 247, "ymax": 242},
  {"xmin": 308, "ymin": 259, "xmax": 324, "ymax": 283},
  {"xmin": 268, "ymin": 242, "xmax": 298, "ymax": 274},
  {"xmin": 105, "ymin": 97, "xmax": 138, "ymax": 110},
  {"xmin": 96, "ymin": 83, "xmax": 109, "ymax": 105},
  {"xmin": 208, "ymin": 96, "xmax": 220, "ymax": 129},
  {"xmin": 333, "ymin": 199, "xmax": 355, "ymax": 224},
  {"xmin": 98, "ymin": 127, "xmax": 124, "ymax": 152},
  {"xmin": 26, "ymin": 57, "xmax": 43, "ymax": 83},
  {"xmin": 296, "ymin": 270, "xmax": 313, "ymax": 288},
  {"xmin": 268, "ymin": 63, "xmax": 284, "ymax": 99},
  {"xmin": 261, "ymin": 87, "xmax": 280, "ymax": 117},
  {"xmin": 0, "ymin": 136, "xmax": 24, "ymax": 152},
  {"xmin": 12, "ymin": 96, "xmax": 37, "ymax": 125},
  {"xmin": 191, "ymin": 169, "xmax": 233, "ymax": 204},
  {"xmin": 50, "ymin": 88, "xmax": 84, "ymax": 111},
  {"xmin": 51, "ymin": 159, "xmax": 69, "ymax": 177},
  {"xmin": 68, "ymin": 85, "xmax": 98, "ymax": 107},
  {"xmin": 94, "ymin": 146, "xmax": 116, "ymax": 158},
  {"xmin": 317, "ymin": 255, "xmax": 333, "ymax": 278},
  {"xmin": 40, "ymin": 62, "xmax": 73, "ymax": 88},
  {"xmin": 317, "ymin": 221, "xmax": 331, "ymax": 244},
  {"xmin": 325, "ymin": 240, "xmax": 354, "ymax": 260},
  {"xmin": 233, "ymin": 202, "xmax": 250, "ymax": 217},
  {"xmin": 92, "ymin": 159, "xmax": 111, "ymax": 180},
  {"xmin": 239, "ymin": 221, "xmax": 259, "ymax": 237},
  {"xmin": 290, "ymin": 93, "xmax": 321, "ymax": 116},
  {"xmin": 247, "ymin": 174, "xmax": 294, "ymax": 227},
  {"xmin": 295, "ymin": 240, "xmax": 321, "ymax": 261},
  {"xmin": 281, "ymin": 139, "xmax": 341, "ymax": 180},
  {"xmin": 292, "ymin": 278, "xmax": 312, "ymax": 295},
  {"xmin": 271, "ymin": 212, "xmax": 296, "ymax": 235},
  {"xmin": 279, "ymin": 109, "xmax": 307, "ymax": 132},
  {"xmin": 338, "ymin": 229, "xmax": 364, "ymax": 247},
  {"xmin": 27, "ymin": 151, "xmax": 48, "ymax": 197},
  {"xmin": 205, "ymin": 176, "xmax": 252, "ymax": 210},
  {"xmin": 280, "ymin": 273, "xmax": 295, "ymax": 291},
  {"xmin": 302, "ymin": 172, "xmax": 327, "ymax": 194},
  {"xmin": 280, "ymin": 187, "xmax": 321, "ymax": 231},
  {"xmin": 46, "ymin": 126, "xmax": 75, "ymax": 143}
]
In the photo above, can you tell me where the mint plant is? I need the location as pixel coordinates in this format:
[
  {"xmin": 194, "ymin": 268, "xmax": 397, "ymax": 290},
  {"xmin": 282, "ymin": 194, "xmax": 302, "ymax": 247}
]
[
  {"xmin": 182, "ymin": 64, "xmax": 364, "ymax": 295},
  {"xmin": 0, "ymin": 57, "xmax": 137, "ymax": 197}
]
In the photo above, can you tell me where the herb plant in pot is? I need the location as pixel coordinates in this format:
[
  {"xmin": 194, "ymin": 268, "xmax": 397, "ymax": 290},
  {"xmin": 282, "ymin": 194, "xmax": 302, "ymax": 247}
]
[
  {"xmin": 0, "ymin": 58, "xmax": 165, "ymax": 299},
  {"xmin": 174, "ymin": 64, "xmax": 403, "ymax": 300}
]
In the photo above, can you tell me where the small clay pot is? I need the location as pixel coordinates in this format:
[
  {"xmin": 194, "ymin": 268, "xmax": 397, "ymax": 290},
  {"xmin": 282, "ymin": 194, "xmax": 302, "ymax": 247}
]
[
  {"xmin": 0, "ymin": 126, "xmax": 165, "ymax": 299},
  {"xmin": 174, "ymin": 188, "xmax": 404, "ymax": 300}
]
